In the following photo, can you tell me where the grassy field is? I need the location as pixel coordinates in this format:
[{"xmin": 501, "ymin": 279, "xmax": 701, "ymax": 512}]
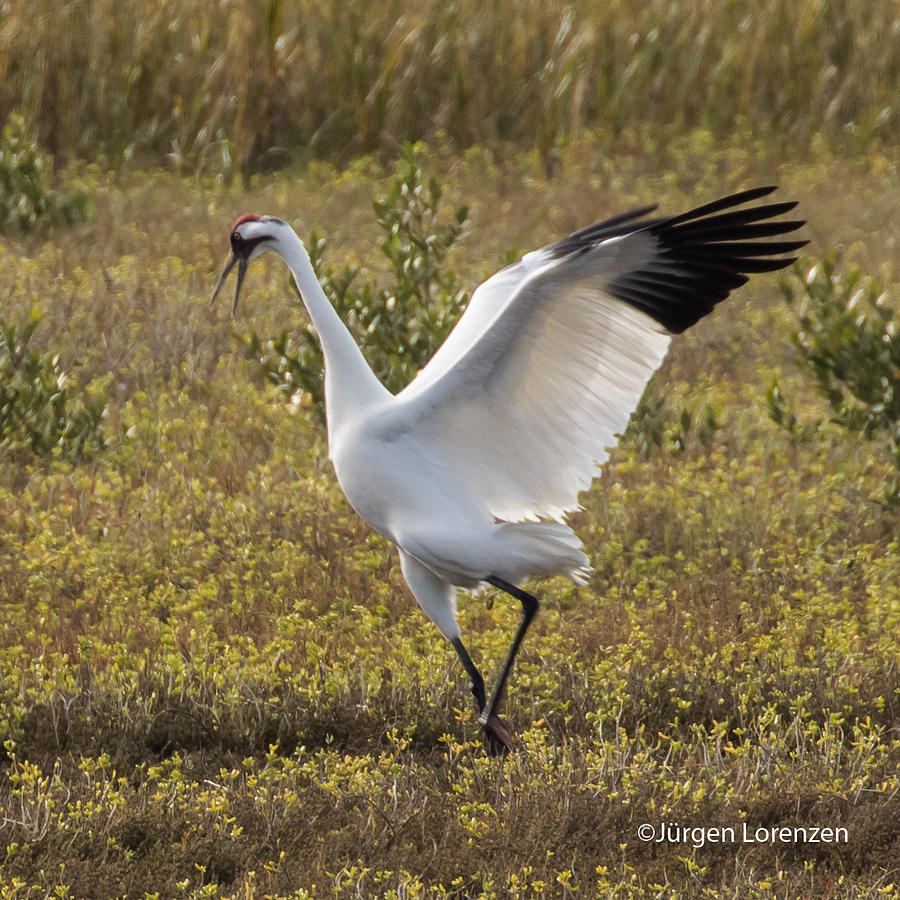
[
  {"xmin": 0, "ymin": 132, "xmax": 897, "ymax": 897},
  {"xmin": 1, "ymin": 1, "xmax": 900, "ymax": 896}
]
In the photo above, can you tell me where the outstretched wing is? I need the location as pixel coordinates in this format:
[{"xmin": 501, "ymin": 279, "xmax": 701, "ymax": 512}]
[{"xmin": 390, "ymin": 187, "xmax": 806, "ymax": 522}]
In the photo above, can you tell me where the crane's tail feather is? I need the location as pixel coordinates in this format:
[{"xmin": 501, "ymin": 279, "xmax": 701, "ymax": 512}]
[{"xmin": 494, "ymin": 521, "xmax": 592, "ymax": 586}]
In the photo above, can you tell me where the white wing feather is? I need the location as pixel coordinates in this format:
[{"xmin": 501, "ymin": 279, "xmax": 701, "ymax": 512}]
[
  {"xmin": 399, "ymin": 249, "xmax": 546, "ymax": 397},
  {"xmin": 388, "ymin": 230, "xmax": 672, "ymax": 522}
]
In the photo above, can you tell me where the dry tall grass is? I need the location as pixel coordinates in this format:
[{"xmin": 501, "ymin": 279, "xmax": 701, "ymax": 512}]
[{"xmin": 1, "ymin": 0, "xmax": 897, "ymax": 174}]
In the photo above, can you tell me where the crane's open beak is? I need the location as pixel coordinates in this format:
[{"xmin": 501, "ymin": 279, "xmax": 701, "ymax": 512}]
[{"xmin": 210, "ymin": 252, "xmax": 248, "ymax": 318}]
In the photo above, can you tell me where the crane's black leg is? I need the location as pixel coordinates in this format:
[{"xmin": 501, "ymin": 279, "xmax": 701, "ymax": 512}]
[
  {"xmin": 481, "ymin": 576, "xmax": 539, "ymax": 725},
  {"xmin": 479, "ymin": 575, "xmax": 539, "ymax": 752},
  {"xmin": 450, "ymin": 636, "xmax": 486, "ymax": 712},
  {"xmin": 451, "ymin": 631, "xmax": 513, "ymax": 756},
  {"xmin": 449, "ymin": 577, "xmax": 538, "ymax": 755}
]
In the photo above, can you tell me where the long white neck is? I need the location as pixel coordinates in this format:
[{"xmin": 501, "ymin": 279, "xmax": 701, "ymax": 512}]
[{"xmin": 274, "ymin": 229, "xmax": 390, "ymax": 441}]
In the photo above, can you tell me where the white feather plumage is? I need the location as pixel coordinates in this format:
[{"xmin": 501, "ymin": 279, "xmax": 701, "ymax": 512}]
[{"xmin": 212, "ymin": 188, "xmax": 806, "ymax": 751}]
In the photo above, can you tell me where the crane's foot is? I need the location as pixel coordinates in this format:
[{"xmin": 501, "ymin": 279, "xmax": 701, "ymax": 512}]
[{"xmin": 481, "ymin": 713, "xmax": 514, "ymax": 756}]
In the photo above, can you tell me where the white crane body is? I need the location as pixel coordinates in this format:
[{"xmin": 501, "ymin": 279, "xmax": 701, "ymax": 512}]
[{"xmin": 212, "ymin": 188, "xmax": 806, "ymax": 752}]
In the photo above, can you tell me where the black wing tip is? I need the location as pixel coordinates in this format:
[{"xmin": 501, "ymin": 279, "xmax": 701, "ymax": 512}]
[
  {"xmin": 604, "ymin": 186, "xmax": 808, "ymax": 333},
  {"xmin": 549, "ymin": 186, "xmax": 802, "ymax": 258},
  {"xmin": 548, "ymin": 202, "xmax": 660, "ymax": 259},
  {"xmin": 663, "ymin": 185, "xmax": 781, "ymax": 225}
]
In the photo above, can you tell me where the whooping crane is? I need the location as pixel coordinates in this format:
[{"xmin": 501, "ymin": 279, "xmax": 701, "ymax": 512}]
[{"xmin": 212, "ymin": 186, "xmax": 806, "ymax": 753}]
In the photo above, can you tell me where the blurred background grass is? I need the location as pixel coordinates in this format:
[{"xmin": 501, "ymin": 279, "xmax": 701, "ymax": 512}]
[
  {"xmin": 1, "ymin": 1, "xmax": 899, "ymax": 898},
  {"xmin": 1, "ymin": 0, "xmax": 897, "ymax": 177}
]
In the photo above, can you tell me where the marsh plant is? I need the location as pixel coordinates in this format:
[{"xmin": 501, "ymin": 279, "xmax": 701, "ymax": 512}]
[
  {"xmin": 772, "ymin": 256, "xmax": 900, "ymax": 503},
  {"xmin": 627, "ymin": 393, "xmax": 723, "ymax": 459},
  {"xmin": 0, "ymin": 113, "xmax": 89, "ymax": 232},
  {"xmin": 0, "ymin": 145, "xmax": 898, "ymax": 900},
  {"xmin": 1, "ymin": 0, "xmax": 897, "ymax": 174},
  {"xmin": 0, "ymin": 311, "xmax": 107, "ymax": 461}
]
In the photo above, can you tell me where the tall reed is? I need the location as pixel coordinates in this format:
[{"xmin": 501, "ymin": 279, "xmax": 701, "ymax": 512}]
[{"xmin": 0, "ymin": 0, "xmax": 896, "ymax": 174}]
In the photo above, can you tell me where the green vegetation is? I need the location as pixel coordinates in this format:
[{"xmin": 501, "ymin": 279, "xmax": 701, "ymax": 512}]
[
  {"xmin": 0, "ymin": 113, "xmax": 90, "ymax": 232},
  {"xmin": 1, "ymin": 1, "xmax": 899, "ymax": 896},
  {"xmin": 0, "ymin": 311, "xmax": 108, "ymax": 463},
  {"xmin": 772, "ymin": 256, "xmax": 900, "ymax": 505},
  {"xmin": 0, "ymin": 135, "xmax": 897, "ymax": 898}
]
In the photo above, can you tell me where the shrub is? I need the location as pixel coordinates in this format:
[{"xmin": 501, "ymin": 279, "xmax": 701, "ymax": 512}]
[
  {"xmin": 626, "ymin": 392, "xmax": 723, "ymax": 458},
  {"xmin": 774, "ymin": 255, "xmax": 900, "ymax": 503},
  {"xmin": 240, "ymin": 144, "xmax": 469, "ymax": 420},
  {"xmin": 0, "ymin": 311, "xmax": 108, "ymax": 461},
  {"xmin": 0, "ymin": 112, "xmax": 90, "ymax": 232}
]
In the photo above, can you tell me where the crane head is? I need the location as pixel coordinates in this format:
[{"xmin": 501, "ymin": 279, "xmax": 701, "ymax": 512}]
[{"xmin": 210, "ymin": 215, "xmax": 287, "ymax": 317}]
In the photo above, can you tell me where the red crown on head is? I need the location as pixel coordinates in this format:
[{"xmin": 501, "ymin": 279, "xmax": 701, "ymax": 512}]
[{"xmin": 231, "ymin": 213, "xmax": 261, "ymax": 231}]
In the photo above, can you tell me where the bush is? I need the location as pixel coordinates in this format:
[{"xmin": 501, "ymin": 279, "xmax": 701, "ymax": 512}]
[
  {"xmin": 626, "ymin": 392, "xmax": 723, "ymax": 459},
  {"xmin": 240, "ymin": 144, "xmax": 469, "ymax": 420},
  {"xmin": 0, "ymin": 311, "xmax": 108, "ymax": 461},
  {"xmin": 0, "ymin": 112, "xmax": 90, "ymax": 232},
  {"xmin": 773, "ymin": 255, "xmax": 900, "ymax": 503}
]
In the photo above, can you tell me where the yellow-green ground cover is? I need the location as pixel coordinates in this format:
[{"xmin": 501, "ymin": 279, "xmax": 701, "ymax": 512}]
[{"xmin": 0, "ymin": 131, "xmax": 897, "ymax": 896}]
